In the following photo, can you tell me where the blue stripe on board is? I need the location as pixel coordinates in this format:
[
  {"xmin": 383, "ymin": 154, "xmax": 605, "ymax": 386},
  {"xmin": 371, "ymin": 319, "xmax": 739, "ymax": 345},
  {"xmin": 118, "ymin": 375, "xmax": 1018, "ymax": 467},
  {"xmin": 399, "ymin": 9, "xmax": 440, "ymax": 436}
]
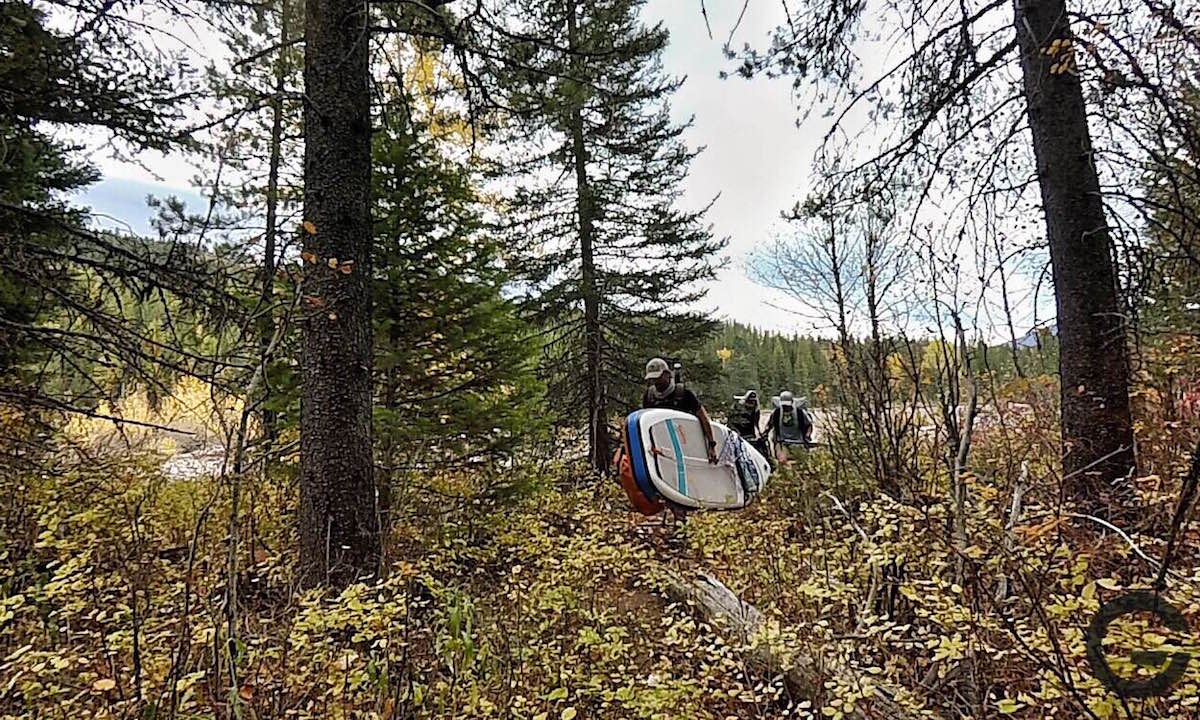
[
  {"xmin": 626, "ymin": 411, "xmax": 657, "ymax": 499},
  {"xmin": 665, "ymin": 419, "xmax": 687, "ymax": 495}
]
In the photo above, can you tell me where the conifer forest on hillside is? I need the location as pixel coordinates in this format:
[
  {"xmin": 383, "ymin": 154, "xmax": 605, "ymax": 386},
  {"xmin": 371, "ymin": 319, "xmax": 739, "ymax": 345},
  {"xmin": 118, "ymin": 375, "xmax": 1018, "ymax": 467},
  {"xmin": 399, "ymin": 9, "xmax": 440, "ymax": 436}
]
[{"xmin": 2, "ymin": 0, "xmax": 1200, "ymax": 718}]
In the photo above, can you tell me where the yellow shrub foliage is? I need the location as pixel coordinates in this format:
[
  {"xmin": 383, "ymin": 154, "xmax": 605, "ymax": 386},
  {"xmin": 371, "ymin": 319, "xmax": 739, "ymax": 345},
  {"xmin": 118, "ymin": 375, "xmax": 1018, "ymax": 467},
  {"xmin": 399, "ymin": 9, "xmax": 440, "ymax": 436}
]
[{"xmin": 1, "ymin": 415, "xmax": 1198, "ymax": 719}]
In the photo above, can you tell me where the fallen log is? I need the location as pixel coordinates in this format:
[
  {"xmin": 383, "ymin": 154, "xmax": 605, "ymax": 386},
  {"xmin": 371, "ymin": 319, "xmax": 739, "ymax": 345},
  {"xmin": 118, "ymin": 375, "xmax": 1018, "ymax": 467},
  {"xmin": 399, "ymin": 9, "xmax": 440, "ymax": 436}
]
[{"xmin": 660, "ymin": 570, "xmax": 935, "ymax": 720}]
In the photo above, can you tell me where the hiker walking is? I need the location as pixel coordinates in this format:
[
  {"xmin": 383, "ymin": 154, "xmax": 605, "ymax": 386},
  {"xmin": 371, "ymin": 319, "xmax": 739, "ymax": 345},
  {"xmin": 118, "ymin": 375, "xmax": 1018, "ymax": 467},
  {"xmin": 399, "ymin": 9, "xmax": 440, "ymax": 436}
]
[
  {"xmin": 726, "ymin": 390, "xmax": 761, "ymax": 441},
  {"xmin": 642, "ymin": 357, "xmax": 718, "ymax": 464},
  {"xmin": 764, "ymin": 391, "xmax": 813, "ymax": 462}
]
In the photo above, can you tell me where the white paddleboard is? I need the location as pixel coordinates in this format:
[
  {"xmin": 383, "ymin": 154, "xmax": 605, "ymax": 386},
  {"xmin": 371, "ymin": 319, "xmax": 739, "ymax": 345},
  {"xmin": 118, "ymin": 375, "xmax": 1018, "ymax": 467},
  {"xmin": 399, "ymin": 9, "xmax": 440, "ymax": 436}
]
[{"xmin": 626, "ymin": 408, "xmax": 771, "ymax": 510}]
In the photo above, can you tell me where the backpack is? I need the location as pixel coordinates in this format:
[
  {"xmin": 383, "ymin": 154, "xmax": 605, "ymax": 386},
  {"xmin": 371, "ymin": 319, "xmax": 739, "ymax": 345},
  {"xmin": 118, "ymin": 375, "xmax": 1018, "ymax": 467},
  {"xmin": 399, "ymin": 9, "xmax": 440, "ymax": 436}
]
[
  {"xmin": 643, "ymin": 385, "xmax": 688, "ymax": 412},
  {"xmin": 776, "ymin": 405, "xmax": 810, "ymax": 445},
  {"xmin": 727, "ymin": 403, "xmax": 757, "ymax": 438}
]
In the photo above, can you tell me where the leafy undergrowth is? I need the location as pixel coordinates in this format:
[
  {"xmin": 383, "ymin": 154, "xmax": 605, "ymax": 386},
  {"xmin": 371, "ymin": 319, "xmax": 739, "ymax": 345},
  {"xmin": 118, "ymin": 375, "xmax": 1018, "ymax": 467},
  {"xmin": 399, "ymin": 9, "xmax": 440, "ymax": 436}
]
[{"xmin": 2, "ymin": 438, "xmax": 1199, "ymax": 719}]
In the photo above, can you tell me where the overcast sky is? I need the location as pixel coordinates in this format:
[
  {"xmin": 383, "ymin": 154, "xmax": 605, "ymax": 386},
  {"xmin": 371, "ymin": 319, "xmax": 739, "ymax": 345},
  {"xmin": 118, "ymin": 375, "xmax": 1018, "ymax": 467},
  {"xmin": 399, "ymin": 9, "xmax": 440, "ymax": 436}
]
[
  {"xmin": 641, "ymin": 0, "xmax": 821, "ymax": 334},
  {"xmin": 80, "ymin": 2, "xmax": 830, "ymax": 336}
]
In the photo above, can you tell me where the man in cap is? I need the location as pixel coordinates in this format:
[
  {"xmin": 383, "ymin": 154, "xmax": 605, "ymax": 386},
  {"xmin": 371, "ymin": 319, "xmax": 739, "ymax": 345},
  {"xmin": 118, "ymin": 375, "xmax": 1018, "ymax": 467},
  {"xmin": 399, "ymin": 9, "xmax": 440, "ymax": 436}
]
[
  {"xmin": 642, "ymin": 357, "xmax": 718, "ymax": 464},
  {"xmin": 763, "ymin": 390, "xmax": 814, "ymax": 461}
]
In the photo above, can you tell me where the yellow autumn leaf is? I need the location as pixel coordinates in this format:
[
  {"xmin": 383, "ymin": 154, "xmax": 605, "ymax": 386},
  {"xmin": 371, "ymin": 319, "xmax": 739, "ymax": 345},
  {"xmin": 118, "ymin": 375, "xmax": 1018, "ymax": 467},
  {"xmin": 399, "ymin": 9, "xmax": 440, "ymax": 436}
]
[
  {"xmin": 328, "ymin": 257, "xmax": 339, "ymax": 269},
  {"xmin": 561, "ymin": 708, "xmax": 577, "ymax": 720},
  {"xmin": 996, "ymin": 698, "xmax": 1021, "ymax": 714},
  {"xmin": 92, "ymin": 678, "xmax": 116, "ymax": 692},
  {"xmin": 1082, "ymin": 582, "xmax": 1097, "ymax": 602},
  {"xmin": 303, "ymin": 220, "xmax": 317, "ymax": 235},
  {"xmin": 301, "ymin": 251, "xmax": 318, "ymax": 264}
]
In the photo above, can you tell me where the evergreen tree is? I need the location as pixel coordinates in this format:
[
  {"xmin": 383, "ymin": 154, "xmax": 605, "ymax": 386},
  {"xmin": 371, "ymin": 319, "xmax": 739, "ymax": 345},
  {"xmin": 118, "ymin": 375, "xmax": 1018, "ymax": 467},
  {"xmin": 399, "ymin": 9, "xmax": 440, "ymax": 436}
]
[
  {"xmin": 770, "ymin": 338, "xmax": 790, "ymax": 394},
  {"xmin": 1014, "ymin": 0, "xmax": 1134, "ymax": 504},
  {"xmin": 497, "ymin": 0, "xmax": 724, "ymax": 472},
  {"xmin": 0, "ymin": 4, "xmax": 96, "ymax": 376},
  {"xmin": 809, "ymin": 340, "xmax": 830, "ymax": 392},
  {"xmin": 698, "ymin": 322, "xmax": 835, "ymax": 405},
  {"xmin": 1141, "ymin": 88, "xmax": 1200, "ymax": 339},
  {"xmin": 204, "ymin": 0, "xmax": 306, "ymax": 439},
  {"xmin": 754, "ymin": 336, "xmax": 773, "ymax": 398},
  {"xmin": 1, "ymin": 1, "xmax": 215, "ymax": 415},
  {"xmin": 372, "ymin": 116, "xmax": 543, "ymax": 517},
  {"xmin": 792, "ymin": 337, "xmax": 813, "ymax": 396},
  {"xmin": 298, "ymin": 0, "xmax": 378, "ymax": 586}
]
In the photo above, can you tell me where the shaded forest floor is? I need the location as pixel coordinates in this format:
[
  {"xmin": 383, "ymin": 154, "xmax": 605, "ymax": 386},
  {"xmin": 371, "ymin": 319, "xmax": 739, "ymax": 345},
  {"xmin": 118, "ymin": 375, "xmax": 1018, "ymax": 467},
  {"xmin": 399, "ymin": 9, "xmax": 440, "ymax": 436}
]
[{"xmin": 3, "ymin": 437, "xmax": 1200, "ymax": 719}]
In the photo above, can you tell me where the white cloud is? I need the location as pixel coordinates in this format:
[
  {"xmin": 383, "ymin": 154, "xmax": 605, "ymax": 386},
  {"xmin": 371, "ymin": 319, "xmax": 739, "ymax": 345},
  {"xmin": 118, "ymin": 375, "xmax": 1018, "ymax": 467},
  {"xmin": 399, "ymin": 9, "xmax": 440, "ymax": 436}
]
[{"xmin": 646, "ymin": 0, "xmax": 823, "ymax": 333}]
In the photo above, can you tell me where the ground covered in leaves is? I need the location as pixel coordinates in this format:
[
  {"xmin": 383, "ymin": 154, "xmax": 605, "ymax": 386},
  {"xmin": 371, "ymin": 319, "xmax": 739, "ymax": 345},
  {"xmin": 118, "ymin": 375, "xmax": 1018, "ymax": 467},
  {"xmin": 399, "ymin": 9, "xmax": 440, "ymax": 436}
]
[{"xmin": 2, "ymin": 438, "xmax": 1199, "ymax": 719}]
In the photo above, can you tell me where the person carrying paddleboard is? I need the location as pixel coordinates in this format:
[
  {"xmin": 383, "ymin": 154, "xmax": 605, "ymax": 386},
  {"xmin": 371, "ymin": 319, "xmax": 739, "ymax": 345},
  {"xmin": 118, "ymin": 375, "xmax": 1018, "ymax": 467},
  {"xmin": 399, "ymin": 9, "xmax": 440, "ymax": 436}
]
[{"xmin": 641, "ymin": 357, "xmax": 719, "ymax": 464}]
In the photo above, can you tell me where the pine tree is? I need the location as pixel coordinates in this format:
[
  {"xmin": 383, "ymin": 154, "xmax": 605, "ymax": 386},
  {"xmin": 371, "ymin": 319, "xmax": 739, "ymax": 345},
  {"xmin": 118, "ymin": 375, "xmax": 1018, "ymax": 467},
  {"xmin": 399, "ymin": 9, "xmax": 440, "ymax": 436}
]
[
  {"xmin": 698, "ymin": 322, "xmax": 839, "ymax": 407},
  {"xmin": 770, "ymin": 338, "xmax": 790, "ymax": 394},
  {"xmin": 0, "ymin": 4, "xmax": 96, "ymax": 376},
  {"xmin": 298, "ymin": 0, "xmax": 378, "ymax": 586},
  {"xmin": 497, "ymin": 0, "xmax": 724, "ymax": 472},
  {"xmin": 1, "ymin": 2, "xmax": 213, "ymax": 413},
  {"xmin": 372, "ymin": 115, "xmax": 543, "ymax": 525},
  {"xmin": 204, "ymin": 0, "xmax": 306, "ymax": 440},
  {"xmin": 1015, "ymin": 0, "xmax": 1135, "ymax": 507},
  {"xmin": 792, "ymin": 336, "xmax": 813, "ymax": 396},
  {"xmin": 1139, "ymin": 90, "xmax": 1200, "ymax": 410},
  {"xmin": 755, "ymin": 336, "xmax": 775, "ymax": 397}
]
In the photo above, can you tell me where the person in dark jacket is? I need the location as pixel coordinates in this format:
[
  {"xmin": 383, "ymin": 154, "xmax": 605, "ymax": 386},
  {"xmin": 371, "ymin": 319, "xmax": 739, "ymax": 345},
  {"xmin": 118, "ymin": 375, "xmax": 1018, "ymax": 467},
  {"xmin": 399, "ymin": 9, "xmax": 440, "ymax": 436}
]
[
  {"xmin": 726, "ymin": 390, "xmax": 761, "ymax": 440},
  {"xmin": 642, "ymin": 357, "xmax": 718, "ymax": 464}
]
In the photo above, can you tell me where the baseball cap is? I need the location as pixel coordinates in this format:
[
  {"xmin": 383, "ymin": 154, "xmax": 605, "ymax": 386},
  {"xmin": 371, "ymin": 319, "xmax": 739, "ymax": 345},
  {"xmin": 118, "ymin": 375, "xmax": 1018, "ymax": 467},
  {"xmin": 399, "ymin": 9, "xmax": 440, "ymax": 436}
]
[{"xmin": 644, "ymin": 357, "xmax": 670, "ymax": 380}]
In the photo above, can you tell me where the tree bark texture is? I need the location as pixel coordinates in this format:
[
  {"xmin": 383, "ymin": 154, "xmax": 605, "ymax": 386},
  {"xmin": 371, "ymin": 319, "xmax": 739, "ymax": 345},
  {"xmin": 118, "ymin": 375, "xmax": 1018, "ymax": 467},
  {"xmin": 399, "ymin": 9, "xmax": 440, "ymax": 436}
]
[
  {"xmin": 259, "ymin": 0, "xmax": 290, "ymax": 442},
  {"xmin": 567, "ymin": 0, "xmax": 609, "ymax": 474},
  {"xmin": 1013, "ymin": 0, "xmax": 1135, "ymax": 509},
  {"xmin": 299, "ymin": 0, "xmax": 379, "ymax": 587}
]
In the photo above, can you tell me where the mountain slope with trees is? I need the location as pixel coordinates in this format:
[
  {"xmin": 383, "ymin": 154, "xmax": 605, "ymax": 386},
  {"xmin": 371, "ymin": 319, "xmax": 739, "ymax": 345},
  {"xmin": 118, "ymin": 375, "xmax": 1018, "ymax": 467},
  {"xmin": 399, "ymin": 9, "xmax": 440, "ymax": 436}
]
[{"xmin": 699, "ymin": 322, "xmax": 833, "ymax": 405}]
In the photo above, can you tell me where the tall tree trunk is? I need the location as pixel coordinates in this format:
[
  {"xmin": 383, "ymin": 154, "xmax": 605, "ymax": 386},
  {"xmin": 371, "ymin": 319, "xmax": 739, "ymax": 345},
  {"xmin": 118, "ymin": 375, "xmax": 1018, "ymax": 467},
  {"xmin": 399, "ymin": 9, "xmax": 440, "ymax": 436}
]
[
  {"xmin": 378, "ymin": 370, "xmax": 396, "ymax": 555},
  {"xmin": 951, "ymin": 315, "xmax": 977, "ymax": 585},
  {"xmin": 567, "ymin": 0, "xmax": 608, "ymax": 474},
  {"xmin": 1014, "ymin": 0, "xmax": 1135, "ymax": 512},
  {"xmin": 299, "ymin": 0, "xmax": 379, "ymax": 586},
  {"xmin": 259, "ymin": 0, "xmax": 290, "ymax": 443}
]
